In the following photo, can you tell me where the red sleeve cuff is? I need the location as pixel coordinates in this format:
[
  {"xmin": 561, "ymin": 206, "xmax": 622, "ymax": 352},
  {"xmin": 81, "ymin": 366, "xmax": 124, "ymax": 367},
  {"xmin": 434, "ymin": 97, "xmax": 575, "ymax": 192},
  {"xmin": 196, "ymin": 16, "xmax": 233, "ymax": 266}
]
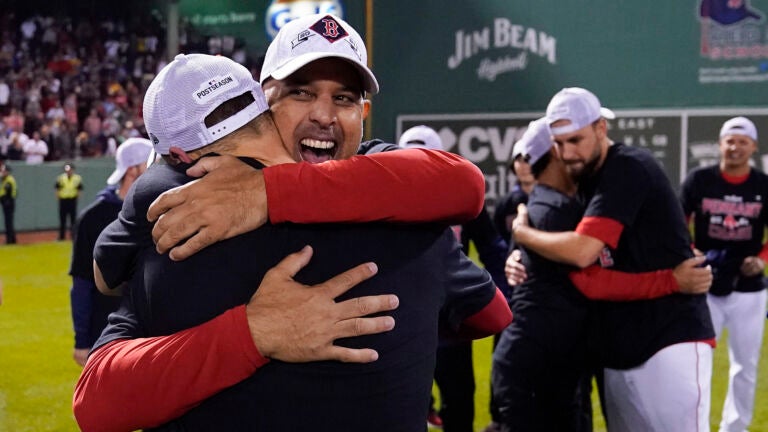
[
  {"xmin": 73, "ymin": 306, "xmax": 267, "ymax": 432},
  {"xmin": 456, "ymin": 288, "xmax": 512, "ymax": 339},
  {"xmin": 575, "ymin": 216, "xmax": 623, "ymax": 249}
]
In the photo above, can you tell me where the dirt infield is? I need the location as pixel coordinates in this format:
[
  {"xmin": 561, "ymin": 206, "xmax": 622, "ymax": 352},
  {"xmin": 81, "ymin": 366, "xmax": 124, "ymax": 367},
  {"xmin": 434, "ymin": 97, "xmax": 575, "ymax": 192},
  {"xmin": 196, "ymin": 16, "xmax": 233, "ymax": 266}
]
[{"xmin": 11, "ymin": 230, "xmax": 62, "ymax": 245}]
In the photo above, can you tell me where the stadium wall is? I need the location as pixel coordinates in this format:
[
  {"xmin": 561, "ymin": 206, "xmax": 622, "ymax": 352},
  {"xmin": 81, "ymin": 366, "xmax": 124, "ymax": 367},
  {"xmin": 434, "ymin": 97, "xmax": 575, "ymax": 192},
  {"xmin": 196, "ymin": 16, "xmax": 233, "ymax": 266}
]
[
  {"xmin": 368, "ymin": 1, "xmax": 768, "ymax": 210},
  {"xmin": 9, "ymin": 1, "xmax": 768, "ymax": 215},
  {"xmin": 164, "ymin": 0, "xmax": 768, "ymax": 209},
  {"xmin": 2, "ymin": 159, "xmax": 115, "ymax": 233}
]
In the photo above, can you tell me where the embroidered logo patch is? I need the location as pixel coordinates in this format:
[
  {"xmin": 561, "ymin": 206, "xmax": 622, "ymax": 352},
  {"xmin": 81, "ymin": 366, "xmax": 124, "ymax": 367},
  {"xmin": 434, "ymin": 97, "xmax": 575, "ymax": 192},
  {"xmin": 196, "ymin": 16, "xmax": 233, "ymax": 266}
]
[{"xmin": 309, "ymin": 15, "xmax": 349, "ymax": 43}]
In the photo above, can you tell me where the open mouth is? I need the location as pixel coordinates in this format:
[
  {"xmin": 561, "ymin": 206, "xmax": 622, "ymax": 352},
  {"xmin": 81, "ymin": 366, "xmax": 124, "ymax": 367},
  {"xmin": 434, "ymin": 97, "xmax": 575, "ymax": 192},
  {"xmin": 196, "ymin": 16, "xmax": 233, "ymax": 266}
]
[{"xmin": 300, "ymin": 138, "xmax": 336, "ymax": 164}]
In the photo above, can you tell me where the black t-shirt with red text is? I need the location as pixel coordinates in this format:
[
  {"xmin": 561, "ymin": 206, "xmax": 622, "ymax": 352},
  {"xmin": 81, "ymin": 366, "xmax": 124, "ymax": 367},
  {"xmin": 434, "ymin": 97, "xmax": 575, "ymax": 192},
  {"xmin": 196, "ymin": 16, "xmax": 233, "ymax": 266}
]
[{"xmin": 681, "ymin": 165, "xmax": 768, "ymax": 295}]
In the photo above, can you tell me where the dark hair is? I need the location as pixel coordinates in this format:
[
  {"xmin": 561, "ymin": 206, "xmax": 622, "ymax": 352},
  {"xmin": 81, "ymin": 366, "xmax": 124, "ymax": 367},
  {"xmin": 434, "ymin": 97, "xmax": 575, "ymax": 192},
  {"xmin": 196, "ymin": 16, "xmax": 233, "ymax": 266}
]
[
  {"xmin": 176, "ymin": 94, "xmax": 273, "ymax": 162},
  {"xmin": 204, "ymin": 92, "xmax": 256, "ymax": 128},
  {"xmin": 509, "ymin": 155, "xmax": 522, "ymax": 175},
  {"xmin": 510, "ymin": 151, "xmax": 551, "ymax": 177},
  {"xmin": 530, "ymin": 151, "xmax": 551, "ymax": 177}
]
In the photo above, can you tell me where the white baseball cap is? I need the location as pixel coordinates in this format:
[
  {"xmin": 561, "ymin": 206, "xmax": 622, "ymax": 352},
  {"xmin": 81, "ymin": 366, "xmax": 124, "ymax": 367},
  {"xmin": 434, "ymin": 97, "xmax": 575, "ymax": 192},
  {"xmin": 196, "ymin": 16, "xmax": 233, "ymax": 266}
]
[
  {"xmin": 398, "ymin": 125, "xmax": 443, "ymax": 150},
  {"xmin": 260, "ymin": 14, "xmax": 379, "ymax": 94},
  {"xmin": 720, "ymin": 116, "xmax": 758, "ymax": 141},
  {"xmin": 107, "ymin": 137, "xmax": 154, "ymax": 185},
  {"xmin": 512, "ymin": 118, "xmax": 553, "ymax": 166},
  {"xmin": 143, "ymin": 53, "xmax": 269, "ymax": 155},
  {"xmin": 546, "ymin": 87, "xmax": 615, "ymax": 135}
]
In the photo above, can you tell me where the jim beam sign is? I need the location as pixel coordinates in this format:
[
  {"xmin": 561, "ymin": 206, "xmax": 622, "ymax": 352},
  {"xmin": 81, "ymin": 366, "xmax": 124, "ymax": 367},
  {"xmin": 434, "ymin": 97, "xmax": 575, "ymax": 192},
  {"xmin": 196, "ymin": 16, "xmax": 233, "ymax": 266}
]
[{"xmin": 446, "ymin": 17, "xmax": 558, "ymax": 82}]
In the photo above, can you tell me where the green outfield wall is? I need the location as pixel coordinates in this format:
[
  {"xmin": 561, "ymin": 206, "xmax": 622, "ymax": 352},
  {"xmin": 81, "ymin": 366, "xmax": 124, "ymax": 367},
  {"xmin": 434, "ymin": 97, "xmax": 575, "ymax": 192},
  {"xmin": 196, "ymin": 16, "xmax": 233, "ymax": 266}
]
[
  {"xmin": 2, "ymin": 159, "xmax": 115, "ymax": 233},
  {"xmin": 369, "ymin": 1, "xmax": 768, "ymax": 209},
  {"xmin": 167, "ymin": 0, "xmax": 768, "ymax": 209}
]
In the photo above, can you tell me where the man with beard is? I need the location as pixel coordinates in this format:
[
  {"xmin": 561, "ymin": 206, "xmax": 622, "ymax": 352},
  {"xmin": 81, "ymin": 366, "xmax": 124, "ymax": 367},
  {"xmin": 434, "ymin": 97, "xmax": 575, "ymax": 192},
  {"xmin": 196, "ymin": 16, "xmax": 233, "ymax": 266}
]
[{"xmin": 511, "ymin": 88, "xmax": 715, "ymax": 431}]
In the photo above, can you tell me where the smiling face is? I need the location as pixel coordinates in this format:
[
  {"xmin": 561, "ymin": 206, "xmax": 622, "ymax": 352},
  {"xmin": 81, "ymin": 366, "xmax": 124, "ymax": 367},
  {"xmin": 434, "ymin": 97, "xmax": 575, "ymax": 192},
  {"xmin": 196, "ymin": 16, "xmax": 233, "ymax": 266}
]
[
  {"xmin": 719, "ymin": 133, "xmax": 757, "ymax": 173},
  {"xmin": 262, "ymin": 58, "xmax": 371, "ymax": 164}
]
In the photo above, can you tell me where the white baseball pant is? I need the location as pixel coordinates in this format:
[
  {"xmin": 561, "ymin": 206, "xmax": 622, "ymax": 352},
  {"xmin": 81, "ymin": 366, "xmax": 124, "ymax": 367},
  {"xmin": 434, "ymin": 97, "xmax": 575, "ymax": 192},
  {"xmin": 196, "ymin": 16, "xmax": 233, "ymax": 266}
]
[
  {"xmin": 603, "ymin": 341, "xmax": 712, "ymax": 432},
  {"xmin": 708, "ymin": 289, "xmax": 768, "ymax": 432}
]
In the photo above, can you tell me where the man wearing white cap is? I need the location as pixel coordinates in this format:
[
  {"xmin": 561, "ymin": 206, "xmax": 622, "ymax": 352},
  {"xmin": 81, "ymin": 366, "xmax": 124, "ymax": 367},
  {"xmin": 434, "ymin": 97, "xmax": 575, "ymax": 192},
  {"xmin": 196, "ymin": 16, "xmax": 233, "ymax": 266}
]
[
  {"xmin": 399, "ymin": 124, "xmax": 445, "ymax": 151},
  {"xmin": 681, "ymin": 116, "xmax": 768, "ymax": 432},
  {"xmin": 74, "ymin": 39, "xmax": 510, "ymax": 430},
  {"xmin": 495, "ymin": 117, "xmax": 712, "ymax": 431},
  {"xmin": 492, "ymin": 117, "xmax": 593, "ymax": 431},
  {"xmin": 68, "ymin": 137, "xmax": 153, "ymax": 367},
  {"xmin": 146, "ymin": 15, "xmax": 483, "ymax": 261},
  {"xmin": 511, "ymin": 88, "xmax": 715, "ymax": 431}
]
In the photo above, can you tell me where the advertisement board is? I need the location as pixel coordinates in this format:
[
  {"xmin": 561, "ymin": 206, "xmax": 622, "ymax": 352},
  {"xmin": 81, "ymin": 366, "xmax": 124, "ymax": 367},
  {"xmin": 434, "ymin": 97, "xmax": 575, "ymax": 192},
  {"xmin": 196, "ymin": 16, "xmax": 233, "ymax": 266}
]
[{"xmin": 399, "ymin": 109, "xmax": 768, "ymax": 210}]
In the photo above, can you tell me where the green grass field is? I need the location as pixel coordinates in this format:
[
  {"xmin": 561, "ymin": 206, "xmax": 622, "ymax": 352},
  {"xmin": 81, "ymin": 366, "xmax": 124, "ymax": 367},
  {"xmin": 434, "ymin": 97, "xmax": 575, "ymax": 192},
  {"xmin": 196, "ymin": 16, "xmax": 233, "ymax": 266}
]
[{"xmin": 0, "ymin": 241, "xmax": 767, "ymax": 431}]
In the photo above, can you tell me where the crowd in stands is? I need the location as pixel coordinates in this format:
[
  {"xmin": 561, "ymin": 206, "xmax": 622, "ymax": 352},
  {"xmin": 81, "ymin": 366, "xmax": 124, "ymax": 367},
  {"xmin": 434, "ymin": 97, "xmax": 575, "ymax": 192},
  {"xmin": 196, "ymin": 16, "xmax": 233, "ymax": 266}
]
[{"xmin": 0, "ymin": 11, "xmax": 253, "ymax": 164}]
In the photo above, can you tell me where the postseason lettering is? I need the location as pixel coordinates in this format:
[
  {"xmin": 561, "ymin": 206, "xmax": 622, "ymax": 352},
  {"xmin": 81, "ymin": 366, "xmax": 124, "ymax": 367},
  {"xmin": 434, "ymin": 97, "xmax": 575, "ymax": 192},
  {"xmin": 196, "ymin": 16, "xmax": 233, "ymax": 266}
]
[{"xmin": 196, "ymin": 76, "xmax": 235, "ymax": 100}]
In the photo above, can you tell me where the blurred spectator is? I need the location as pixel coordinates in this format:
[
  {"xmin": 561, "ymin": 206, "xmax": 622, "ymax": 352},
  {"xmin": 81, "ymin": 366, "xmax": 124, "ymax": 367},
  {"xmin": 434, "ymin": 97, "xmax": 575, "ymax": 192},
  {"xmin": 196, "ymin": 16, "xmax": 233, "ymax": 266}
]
[
  {"xmin": 56, "ymin": 122, "xmax": 76, "ymax": 160},
  {"xmin": 82, "ymin": 108, "xmax": 102, "ymax": 152},
  {"xmin": 46, "ymin": 99, "xmax": 66, "ymax": 123},
  {"xmin": 120, "ymin": 120, "xmax": 139, "ymax": 140},
  {"xmin": 0, "ymin": 9, "xmax": 259, "ymax": 163},
  {"xmin": 63, "ymin": 92, "xmax": 78, "ymax": 127},
  {"xmin": 0, "ymin": 11, "xmax": 165, "ymax": 162},
  {"xmin": 4, "ymin": 132, "xmax": 26, "ymax": 160},
  {"xmin": 74, "ymin": 131, "xmax": 89, "ymax": 158},
  {"xmin": 3, "ymin": 108, "xmax": 24, "ymax": 133},
  {"xmin": 0, "ymin": 79, "xmax": 9, "ymax": 114},
  {"xmin": 23, "ymin": 130, "xmax": 48, "ymax": 164},
  {"xmin": 39, "ymin": 123, "xmax": 56, "ymax": 160}
]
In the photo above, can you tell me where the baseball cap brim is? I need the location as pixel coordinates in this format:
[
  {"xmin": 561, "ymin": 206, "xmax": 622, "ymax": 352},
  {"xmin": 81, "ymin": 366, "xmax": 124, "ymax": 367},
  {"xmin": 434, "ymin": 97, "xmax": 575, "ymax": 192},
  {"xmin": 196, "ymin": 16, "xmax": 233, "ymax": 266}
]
[
  {"xmin": 265, "ymin": 51, "xmax": 379, "ymax": 95},
  {"xmin": 600, "ymin": 107, "xmax": 616, "ymax": 120},
  {"xmin": 106, "ymin": 167, "xmax": 126, "ymax": 185}
]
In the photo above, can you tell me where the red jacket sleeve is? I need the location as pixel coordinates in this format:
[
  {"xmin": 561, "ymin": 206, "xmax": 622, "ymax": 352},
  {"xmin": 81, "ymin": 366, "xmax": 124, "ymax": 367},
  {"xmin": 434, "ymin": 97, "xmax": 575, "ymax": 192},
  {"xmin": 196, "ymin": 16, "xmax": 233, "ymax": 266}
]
[
  {"xmin": 264, "ymin": 149, "xmax": 484, "ymax": 225},
  {"xmin": 455, "ymin": 288, "xmax": 512, "ymax": 339},
  {"xmin": 568, "ymin": 265, "xmax": 678, "ymax": 301},
  {"xmin": 575, "ymin": 216, "xmax": 624, "ymax": 249},
  {"xmin": 73, "ymin": 306, "xmax": 268, "ymax": 432}
]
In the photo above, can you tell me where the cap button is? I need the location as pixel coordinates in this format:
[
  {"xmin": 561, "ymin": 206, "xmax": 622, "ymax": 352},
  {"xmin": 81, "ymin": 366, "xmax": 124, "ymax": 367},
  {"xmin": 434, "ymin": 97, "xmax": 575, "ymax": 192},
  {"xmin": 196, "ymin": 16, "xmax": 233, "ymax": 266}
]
[{"xmin": 174, "ymin": 53, "xmax": 187, "ymax": 63}]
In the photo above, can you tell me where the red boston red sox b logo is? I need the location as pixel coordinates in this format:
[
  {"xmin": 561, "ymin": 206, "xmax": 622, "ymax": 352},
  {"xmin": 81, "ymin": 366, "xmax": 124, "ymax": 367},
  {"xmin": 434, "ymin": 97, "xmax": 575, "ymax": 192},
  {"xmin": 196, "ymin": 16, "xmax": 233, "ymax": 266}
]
[
  {"xmin": 309, "ymin": 15, "xmax": 349, "ymax": 43},
  {"xmin": 322, "ymin": 18, "xmax": 340, "ymax": 38}
]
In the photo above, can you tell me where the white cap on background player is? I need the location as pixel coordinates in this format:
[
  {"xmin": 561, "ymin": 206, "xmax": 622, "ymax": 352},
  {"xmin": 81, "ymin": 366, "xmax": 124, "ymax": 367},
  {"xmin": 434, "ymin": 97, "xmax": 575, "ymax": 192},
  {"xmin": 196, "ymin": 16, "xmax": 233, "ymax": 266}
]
[
  {"xmin": 107, "ymin": 137, "xmax": 153, "ymax": 185},
  {"xmin": 261, "ymin": 13, "xmax": 379, "ymax": 95},
  {"xmin": 546, "ymin": 87, "xmax": 615, "ymax": 135},
  {"xmin": 513, "ymin": 117, "xmax": 552, "ymax": 166},
  {"xmin": 720, "ymin": 116, "xmax": 758, "ymax": 142},
  {"xmin": 399, "ymin": 125, "xmax": 444, "ymax": 150},
  {"xmin": 143, "ymin": 53, "xmax": 269, "ymax": 155}
]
